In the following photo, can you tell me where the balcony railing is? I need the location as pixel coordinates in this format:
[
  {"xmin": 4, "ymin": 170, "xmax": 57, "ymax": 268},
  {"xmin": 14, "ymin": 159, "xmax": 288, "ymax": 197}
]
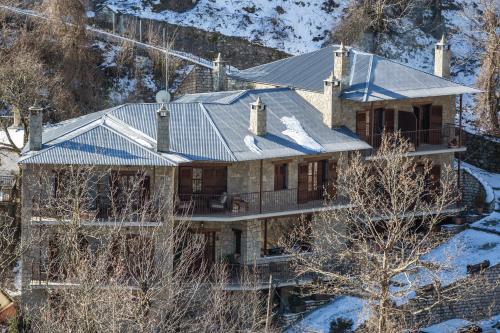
[
  {"xmin": 228, "ymin": 258, "xmax": 316, "ymax": 287},
  {"xmin": 0, "ymin": 175, "xmax": 16, "ymax": 202},
  {"xmin": 369, "ymin": 124, "xmax": 462, "ymax": 152},
  {"xmin": 176, "ymin": 188, "xmax": 348, "ymax": 218}
]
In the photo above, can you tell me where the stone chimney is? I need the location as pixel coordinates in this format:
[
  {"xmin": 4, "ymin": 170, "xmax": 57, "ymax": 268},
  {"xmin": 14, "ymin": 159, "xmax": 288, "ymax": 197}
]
[
  {"xmin": 323, "ymin": 72, "xmax": 343, "ymax": 129},
  {"xmin": 333, "ymin": 42, "xmax": 350, "ymax": 88},
  {"xmin": 434, "ymin": 35, "xmax": 450, "ymax": 78},
  {"xmin": 249, "ymin": 97, "xmax": 266, "ymax": 136},
  {"xmin": 29, "ymin": 105, "xmax": 43, "ymax": 151},
  {"xmin": 212, "ymin": 53, "xmax": 226, "ymax": 92},
  {"xmin": 156, "ymin": 104, "xmax": 170, "ymax": 153},
  {"xmin": 11, "ymin": 108, "xmax": 21, "ymax": 129}
]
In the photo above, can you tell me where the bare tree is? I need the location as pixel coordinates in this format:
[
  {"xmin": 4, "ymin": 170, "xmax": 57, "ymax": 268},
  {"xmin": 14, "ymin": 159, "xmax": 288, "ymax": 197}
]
[
  {"xmin": 286, "ymin": 133, "xmax": 486, "ymax": 332},
  {"xmin": 0, "ymin": 49, "xmax": 51, "ymax": 152},
  {"xmin": 22, "ymin": 165, "xmax": 269, "ymax": 332},
  {"xmin": 475, "ymin": 0, "xmax": 499, "ymax": 135},
  {"xmin": 331, "ymin": 0, "xmax": 426, "ymax": 51}
]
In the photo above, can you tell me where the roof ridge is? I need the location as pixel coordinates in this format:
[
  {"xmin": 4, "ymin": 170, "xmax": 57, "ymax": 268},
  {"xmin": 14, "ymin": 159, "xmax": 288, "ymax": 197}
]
[
  {"xmin": 198, "ymin": 103, "xmax": 237, "ymax": 161},
  {"xmin": 363, "ymin": 55, "xmax": 375, "ymax": 102},
  {"xmin": 234, "ymin": 45, "xmax": 336, "ymax": 74},
  {"xmin": 100, "ymin": 120, "xmax": 176, "ymax": 165},
  {"xmin": 43, "ymin": 118, "xmax": 103, "ymax": 146},
  {"xmin": 103, "ymin": 113, "xmax": 156, "ymax": 144}
]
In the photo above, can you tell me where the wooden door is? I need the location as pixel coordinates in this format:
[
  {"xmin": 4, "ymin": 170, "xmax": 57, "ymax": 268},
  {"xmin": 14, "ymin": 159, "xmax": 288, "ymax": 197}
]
[
  {"xmin": 274, "ymin": 163, "xmax": 288, "ymax": 191},
  {"xmin": 326, "ymin": 160, "xmax": 338, "ymax": 199},
  {"xmin": 202, "ymin": 167, "xmax": 227, "ymax": 194},
  {"xmin": 298, "ymin": 161, "xmax": 324, "ymax": 204},
  {"xmin": 178, "ymin": 167, "xmax": 193, "ymax": 195},
  {"xmin": 189, "ymin": 230, "xmax": 216, "ymax": 269},
  {"xmin": 429, "ymin": 105, "xmax": 443, "ymax": 144},
  {"xmin": 298, "ymin": 163, "xmax": 309, "ymax": 204},
  {"xmin": 398, "ymin": 111, "xmax": 417, "ymax": 146},
  {"xmin": 384, "ymin": 109, "xmax": 395, "ymax": 133}
]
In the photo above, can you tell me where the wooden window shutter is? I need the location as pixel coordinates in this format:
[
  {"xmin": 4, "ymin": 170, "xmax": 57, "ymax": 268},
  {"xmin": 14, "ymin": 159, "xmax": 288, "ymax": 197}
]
[
  {"xmin": 274, "ymin": 163, "xmax": 287, "ymax": 191},
  {"xmin": 430, "ymin": 105, "xmax": 443, "ymax": 144},
  {"xmin": 297, "ymin": 163, "xmax": 309, "ymax": 203},
  {"xmin": 430, "ymin": 105, "xmax": 443, "ymax": 129},
  {"xmin": 179, "ymin": 167, "xmax": 193, "ymax": 194},
  {"xmin": 356, "ymin": 111, "xmax": 367, "ymax": 140},
  {"xmin": 384, "ymin": 109, "xmax": 395, "ymax": 132}
]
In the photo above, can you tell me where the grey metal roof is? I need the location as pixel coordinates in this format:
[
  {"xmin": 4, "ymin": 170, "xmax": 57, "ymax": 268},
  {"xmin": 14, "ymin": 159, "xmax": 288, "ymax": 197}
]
[
  {"xmin": 19, "ymin": 88, "xmax": 371, "ymax": 166},
  {"xmin": 230, "ymin": 45, "xmax": 481, "ymax": 102}
]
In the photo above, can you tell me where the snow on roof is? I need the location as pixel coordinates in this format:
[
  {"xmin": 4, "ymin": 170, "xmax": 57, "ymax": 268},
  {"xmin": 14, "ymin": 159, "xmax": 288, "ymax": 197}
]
[
  {"xmin": 420, "ymin": 318, "xmax": 473, "ymax": 333},
  {"xmin": 243, "ymin": 135, "xmax": 262, "ymax": 155},
  {"xmin": 287, "ymin": 296, "xmax": 369, "ymax": 333},
  {"xmin": 281, "ymin": 116, "xmax": 325, "ymax": 153}
]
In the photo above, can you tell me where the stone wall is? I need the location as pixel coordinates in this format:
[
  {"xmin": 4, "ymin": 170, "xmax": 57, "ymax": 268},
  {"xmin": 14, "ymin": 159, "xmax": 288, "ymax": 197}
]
[
  {"xmin": 403, "ymin": 264, "xmax": 500, "ymax": 326},
  {"xmin": 176, "ymin": 65, "xmax": 214, "ymax": 95},
  {"xmin": 460, "ymin": 168, "xmax": 492, "ymax": 213},
  {"xmin": 92, "ymin": 12, "xmax": 288, "ymax": 70},
  {"xmin": 462, "ymin": 131, "xmax": 500, "ymax": 173}
]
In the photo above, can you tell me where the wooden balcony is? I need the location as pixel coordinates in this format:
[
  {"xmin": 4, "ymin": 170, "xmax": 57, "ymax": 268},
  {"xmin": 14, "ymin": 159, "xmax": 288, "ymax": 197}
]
[{"xmin": 175, "ymin": 188, "xmax": 349, "ymax": 220}]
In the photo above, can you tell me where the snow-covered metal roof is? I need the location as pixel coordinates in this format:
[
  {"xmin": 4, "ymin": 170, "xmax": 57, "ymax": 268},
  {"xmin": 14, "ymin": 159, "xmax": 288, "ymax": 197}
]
[
  {"xmin": 230, "ymin": 45, "xmax": 481, "ymax": 102},
  {"xmin": 19, "ymin": 88, "xmax": 370, "ymax": 166}
]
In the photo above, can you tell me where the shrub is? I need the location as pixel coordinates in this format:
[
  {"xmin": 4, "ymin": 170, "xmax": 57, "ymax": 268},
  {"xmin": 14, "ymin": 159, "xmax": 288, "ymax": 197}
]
[{"xmin": 329, "ymin": 317, "xmax": 354, "ymax": 333}]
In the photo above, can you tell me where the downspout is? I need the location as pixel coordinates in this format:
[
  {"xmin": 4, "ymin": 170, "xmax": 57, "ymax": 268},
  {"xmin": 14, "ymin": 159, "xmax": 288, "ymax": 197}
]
[
  {"xmin": 457, "ymin": 95, "xmax": 463, "ymax": 206},
  {"xmin": 370, "ymin": 102, "xmax": 374, "ymax": 149},
  {"xmin": 259, "ymin": 159, "xmax": 263, "ymax": 214},
  {"xmin": 264, "ymin": 218, "xmax": 268, "ymax": 256}
]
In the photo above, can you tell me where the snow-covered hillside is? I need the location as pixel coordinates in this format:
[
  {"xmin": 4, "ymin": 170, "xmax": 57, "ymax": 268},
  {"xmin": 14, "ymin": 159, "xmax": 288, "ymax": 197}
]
[
  {"xmin": 105, "ymin": 0, "xmax": 348, "ymax": 54},
  {"xmin": 104, "ymin": 0, "xmax": 483, "ymax": 88}
]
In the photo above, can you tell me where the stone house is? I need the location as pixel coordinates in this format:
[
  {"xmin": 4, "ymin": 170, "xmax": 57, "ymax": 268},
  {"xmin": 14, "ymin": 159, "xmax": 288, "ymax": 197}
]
[{"xmin": 19, "ymin": 38, "xmax": 479, "ymax": 304}]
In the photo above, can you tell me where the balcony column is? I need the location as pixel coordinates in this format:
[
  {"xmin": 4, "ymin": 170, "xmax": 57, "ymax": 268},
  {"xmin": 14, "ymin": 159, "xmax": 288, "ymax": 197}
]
[{"xmin": 242, "ymin": 219, "xmax": 262, "ymax": 265}]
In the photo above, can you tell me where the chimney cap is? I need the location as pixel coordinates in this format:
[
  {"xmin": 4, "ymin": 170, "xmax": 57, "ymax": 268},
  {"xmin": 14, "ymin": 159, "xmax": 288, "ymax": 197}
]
[
  {"xmin": 157, "ymin": 104, "xmax": 169, "ymax": 117},
  {"xmin": 324, "ymin": 71, "xmax": 340, "ymax": 86},
  {"xmin": 214, "ymin": 52, "xmax": 225, "ymax": 64},
  {"xmin": 335, "ymin": 42, "xmax": 348, "ymax": 54},
  {"xmin": 251, "ymin": 97, "xmax": 264, "ymax": 108},
  {"xmin": 29, "ymin": 105, "xmax": 43, "ymax": 113}
]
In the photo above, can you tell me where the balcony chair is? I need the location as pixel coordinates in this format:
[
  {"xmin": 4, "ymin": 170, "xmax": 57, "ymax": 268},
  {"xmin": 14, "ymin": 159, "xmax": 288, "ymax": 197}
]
[{"xmin": 209, "ymin": 192, "xmax": 228, "ymax": 211}]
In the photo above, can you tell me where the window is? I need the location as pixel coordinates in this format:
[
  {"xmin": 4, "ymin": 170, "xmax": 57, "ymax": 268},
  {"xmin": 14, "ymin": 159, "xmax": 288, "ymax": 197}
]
[
  {"xmin": 192, "ymin": 168, "xmax": 203, "ymax": 193},
  {"xmin": 307, "ymin": 162, "xmax": 318, "ymax": 191},
  {"xmin": 274, "ymin": 163, "xmax": 288, "ymax": 190}
]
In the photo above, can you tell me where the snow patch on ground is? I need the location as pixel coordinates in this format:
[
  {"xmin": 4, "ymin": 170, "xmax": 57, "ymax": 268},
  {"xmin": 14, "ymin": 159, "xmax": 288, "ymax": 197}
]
[
  {"xmin": 280, "ymin": 116, "xmax": 325, "ymax": 153},
  {"xmin": 0, "ymin": 128, "xmax": 25, "ymax": 148},
  {"xmin": 288, "ymin": 296, "xmax": 369, "ymax": 333},
  {"xmin": 472, "ymin": 212, "xmax": 500, "ymax": 234},
  {"xmin": 109, "ymin": 76, "xmax": 137, "ymax": 104},
  {"xmin": 244, "ymin": 135, "xmax": 261, "ymax": 154}
]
